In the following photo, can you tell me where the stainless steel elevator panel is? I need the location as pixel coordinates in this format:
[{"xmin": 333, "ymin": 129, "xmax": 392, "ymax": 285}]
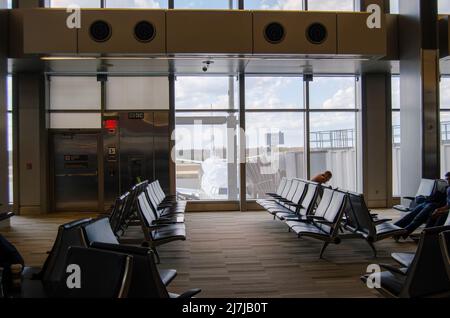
[
  {"xmin": 103, "ymin": 111, "xmax": 170, "ymax": 208},
  {"xmin": 53, "ymin": 133, "xmax": 100, "ymax": 211},
  {"xmin": 119, "ymin": 111, "xmax": 154, "ymax": 193}
]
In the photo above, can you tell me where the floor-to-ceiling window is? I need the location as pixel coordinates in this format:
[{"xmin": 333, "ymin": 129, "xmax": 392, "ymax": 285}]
[
  {"xmin": 440, "ymin": 76, "xmax": 450, "ymax": 177},
  {"xmin": 175, "ymin": 76, "xmax": 240, "ymax": 201},
  {"xmin": 439, "ymin": 0, "xmax": 450, "ymax": 13},
  {"xmin": 47, "ymin": 0, "xmax": 101, "ymax": 7},
  {"xmin": 245, "ymin": 76, "xmax": 305, "ymax": 199},
  {"xmin": 390, "ymin": 0, "xmax": 399, "ymax": 13},
  {"xmin": 307, "ymin": 0, "xmax": 354, "ymax": 11},
  {"xmin": 391, "ymin": 75, "xmax": 400, "ymax": 196},
  {"xmin": 309, "ymin": 76, "xmax": 358, "ymax": 191},
  {"xmin": 7, "ymin": 75, "xmax": 13, "ymax": 204}
]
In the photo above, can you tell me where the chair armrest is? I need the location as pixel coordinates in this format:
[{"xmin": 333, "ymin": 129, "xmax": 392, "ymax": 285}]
[
  {"xmin": 374, "ymin": 218, "xmax": 392, "ymax": 225},
  {"xmin": 285, "ymin": 202, "xmax": 304, "ymax": 208},
  {"xmin": 379, "ymin": 264, "xmax": 407, "ymax": 276},
  {"xmin": 177, "ymin": 288, "xmax": 202, "ymax": 299},
  {"xmin": 403, "ymin": 196, "xmax": 415, "ymax": 201},
  {"xmin": 307, "ymin": 216, "xmax": 325, "ymax": 220},
  {"xmin": 315, "ymin": 219, "xmax": 334, "ymax": 225},
  {"xmin": 370, "ymin": 213, "xmax": 378, "ymax": 218},
  {"xmin": 148, "ymin": 223, "xmax": 172, "ymax": 230}
]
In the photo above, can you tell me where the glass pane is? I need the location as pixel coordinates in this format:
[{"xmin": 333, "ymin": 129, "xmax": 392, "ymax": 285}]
[
  {"xmin": 390, "ymin": 0, "xmax": 399, "ymax": 13},
  {"xmin": 441, "ymin": 112, "xmax": 450, "ymax": 176},
  {"xmin": 307, "ymin": 0, "xmax": 354, "ymax": 11},
  {"xmin": 392, "ymin": 111, "xmax": 400, "ymax": 196},
  {"xmin": 309, "ymin": 112, "xmax": 357, "ymax": 191},
  {"xmin": 246, "ymin": 112, "xmax": 305, "ymax": 199},
  {"xmin": 309, "ymin": 77, "xmax": 356, "ymax": 109},
  {"xmin": 245, "ymin": 0, "xmax": 303, "ymax": 10},
  {"xmin": 246, "ymin": 77, "xmax": 303, "ymax": 109},
  {"xmin": 7, "ymin": 0, "xmax": 12, "ymax": 8},
  {"xmin": 107, "ymin": 77, "xmax": 169, "ymax": 110},
  {"xmin": 174, "ymin": 0, "xmax": 237, "ymax": 9},
  {"xmin": 50, "ymin": 77, "xmax": 101, "ymax": 110},
  {"xmin": 8, "ymin": 112, "xmax": 13, "ymax": 203},
  {"xmin": 392, "ymin": 75, "xmax": 400, "ymax": 110},
  {"xmin": 441, "ymin": 77, "xmax": 450, "ymax": 109},
  {"xmin": 175, "ymin": 112, "xmax": 239, "ymax": 200},
  {"xmin": 176, "ymin": 76, "xmax": 238, "ymax": 110},
  {"xmin": 105, "ymin": 0, "xmax": 168, "ymax": 8},
  {"xmin": 48, "ymin": 0, "xmax": 101, "ymax": 7},
  {"xmin": 7, "ymin": 75, "xmax": 12, "ymax": 111},
  {"xmin": 49, "ymin": 113, "xmax": 102, "ymax": 129},
  {"xmin": 439, "ymin": 0, "xmax": 450, "ymax": 14}
]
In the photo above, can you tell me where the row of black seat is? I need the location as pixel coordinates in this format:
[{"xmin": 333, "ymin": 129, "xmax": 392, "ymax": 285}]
[
  {"xmin": 258, "ymin": 178, "xmax": 406, "ymax": 258},
  {"xmin": 361, "ymin": 226, "xmax": 450, "ymax": 298},
  {"xmin": 0, "ymin": 180, "xmax": 198, "ymax": 298},
  {"xmin": 14, "ymin": 215, "xmax": 200, "ymax": 298},
  {"xmin": 394, "ymin": 178, "xmax": 447, "ymax": 213},
  {"xmin": 108, "ymin": 179, "xmax": 187, "ymax": 263}
]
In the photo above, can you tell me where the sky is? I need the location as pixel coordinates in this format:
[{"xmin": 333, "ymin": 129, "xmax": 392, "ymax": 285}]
[{"xmin": 174, "ymin": 76, "xmax": 357, "ymax": 150}]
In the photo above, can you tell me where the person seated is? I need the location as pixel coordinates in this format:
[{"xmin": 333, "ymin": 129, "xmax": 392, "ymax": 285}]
[
  {"xmin": 311, "ymin": 171, "xmax": 332, "ymax": 184},
  {"xmin": 394, "ymin": 173, "xmax": 450, "ymax": 239}
]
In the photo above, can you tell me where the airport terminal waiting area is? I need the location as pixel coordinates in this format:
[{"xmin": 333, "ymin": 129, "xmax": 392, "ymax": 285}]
[{"xmin": 1, "ymin": 178, "xmax": 450, "ymax": 298}]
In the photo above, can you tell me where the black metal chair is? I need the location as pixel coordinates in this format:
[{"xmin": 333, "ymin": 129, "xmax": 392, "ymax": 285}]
[
  {"xmin": 136, "ymin": 193, "xmax": 186, "ymax": 263},
  {"xmin": 439, "ymin": 230, "xmax": 450, "ymax": 281},
  {"xmin": 361, "ymin": 226, "xmax": 450, "ymax": 298},
  {"xmin": 91, "ymin": 242, "xmax": 201, "ymax": 298},
  {"xmin": 287, "ymin": 190, "xmax": 348, "ymax": 258},
  {"xmin": 345, "ymin": 191, "xmax": 407, "ymax": 257},
  {"xmin": 393, "ymin": 178, "xmax": 438, "ymax": 212},
  {"xmin": 52, "ymin": 247, "xmax": 133, "ymax": 298},
  {"xmin": 80, "ymin": 217, "xmax": 177, "ymax": 286}
]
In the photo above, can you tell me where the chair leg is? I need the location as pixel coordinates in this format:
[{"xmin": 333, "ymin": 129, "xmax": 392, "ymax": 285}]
[
  {"xmin": 319, "ymin": 242, "xmax": 330, "ymax": 259},
  {"xmin": 366, "ymin": 240, "xmax": 377, "ymax": 258},
  {"xmin": 153, "ymin": 247, "xmax": 161, "ymax": 264}
]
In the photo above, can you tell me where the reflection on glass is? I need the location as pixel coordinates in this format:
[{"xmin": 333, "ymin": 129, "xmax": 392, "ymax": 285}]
[
  {"xmin": 309, "ymin": 112, "xmax": 357, "ymax": 191},
  {"xmin": 245, "ymin": 0, "xmax": 302, "ymax": 10},
  {"xmin": 309, "ymin": 77, "xmax": 356, "ymax": 109},
  {"xmin": 441, "ymin": 112, "xmax": 450, "ymax": 176},
  {"xmin": 392, "ymin": 111, "xmax": 401, "ymax": 196},
  {"xmin": 441, "ymin": 77, "xmax": 450, "ymax": 109},
  {"xmin": 246, "ymin": 77, "xmax": 303, "ymax": 109},
  {"xmin": 8, "ymin": 113, "xmax": 13, "ymax": 203},
  {"xmin": 174, "ymin": 0, "xmax": 237, "ymax": 9},
  {"xmin": 175, "ymin": 76, "xmax": 238, "ymax": 110},
  {"xmin": 105, "ymin": 0, "xmax": 167, "ymax": 8},
  {"xmin": 439, "ymin": 0, "xmax": 450, "ymax": 14},
  {"xmin": 390, "ymin": 0, "xmax": 399, "ymax": 13},
  {"xmin": 246, "ymin": 112, "xmax": 305, "ymax": 199},
  {"xmin": 48, "ymin": 0, "xmax": 101, "ymax": 7},
  {"xmin": 175, "ymin": 112, "xmax": 239, "ymax": 200},
  {"xmin": 307, "ymin": 0, "xmax": 354, "ymax": 11}
]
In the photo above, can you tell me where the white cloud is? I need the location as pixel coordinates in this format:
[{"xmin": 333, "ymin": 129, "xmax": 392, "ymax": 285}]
[{"xmin": 322, "ymin": 86, "xmax": 355, "ymax": 109}]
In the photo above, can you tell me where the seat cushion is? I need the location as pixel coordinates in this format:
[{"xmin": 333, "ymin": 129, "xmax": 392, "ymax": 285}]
[
  {"xmin": 158, "ymin": 268, "xmax": 177, "ymax": 286},
  {"xmin": 289, "ymin": 223, "xmax": 328, "ymax": 237},
  {"xmin": 379, "ymin": 271, "xmax": 405, "ymax": 296},
  {"xmin": 153, "ymin": 227, "xmax": 186, "ymax": 241},
  {"xmin": 376, "ymin": 222, "xmax": 407, "ymax": 239},
  {"xmin": 391, "ymin": 252, "xmax": 415, "ymax": 268}
]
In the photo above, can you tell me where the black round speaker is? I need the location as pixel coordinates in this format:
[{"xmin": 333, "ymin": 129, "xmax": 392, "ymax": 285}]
[
  {"xmin": 90, "ymin": 20, "xmax": 112, "ymax": 42},
  {"xmin": 306, "ymin": 23, "xmax": 327, "ymax": 45},
  {"xmin": 264, "ymin": 22, "xmax": 285, "ymax": 44},
  {"xmin": 134, "ymin": 21, "xmax": 156, "ymax": 43}
]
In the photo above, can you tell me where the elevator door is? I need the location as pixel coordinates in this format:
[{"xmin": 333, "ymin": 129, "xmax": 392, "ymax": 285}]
[{"xmin": 53, "ymin": 133, "xmax": 101, "ymax": 212}]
